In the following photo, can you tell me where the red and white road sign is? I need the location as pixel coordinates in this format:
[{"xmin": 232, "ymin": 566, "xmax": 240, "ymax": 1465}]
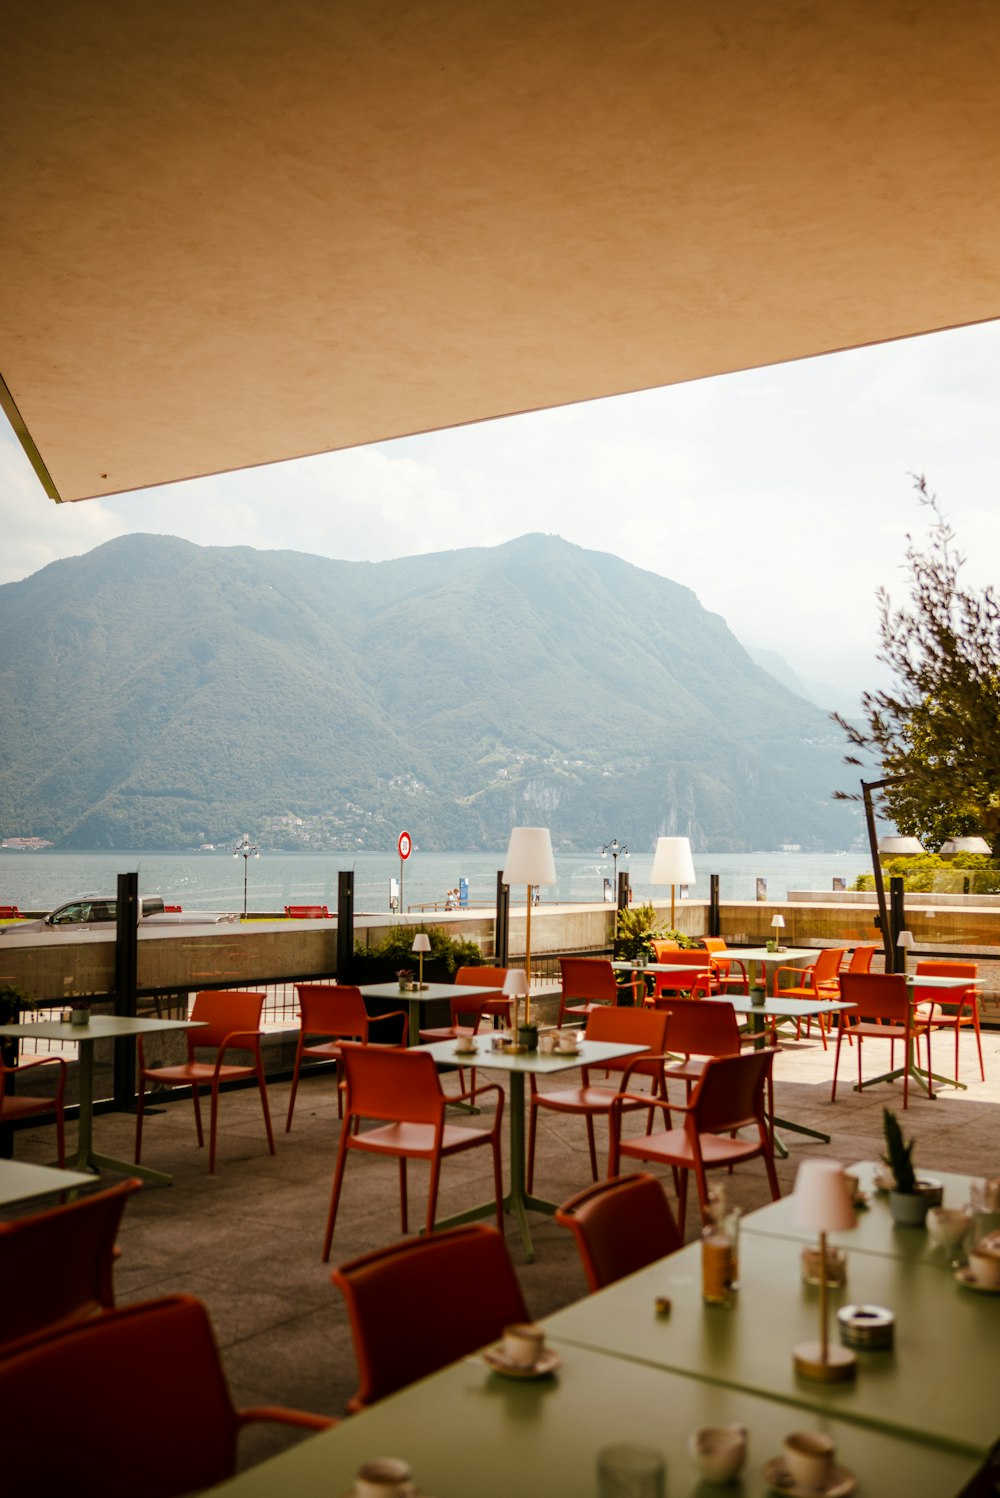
[{"xmin": 397, "ymin": 831, "xmax": 412, "ymax": 860}]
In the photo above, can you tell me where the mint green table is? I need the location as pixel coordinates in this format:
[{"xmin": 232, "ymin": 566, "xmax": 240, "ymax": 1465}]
[
  {"xmin": 545, "ymin": 1230, "xmax": 1000, "ymax": 1456},
  {"xmin": 206, "ymin": 1341, "xmax": 977, "ymax": 1496},
  {"xmin": 0, "ymin": 1158, "xmax": 95, "ymax": 1208},
  {"xmin": 359, "ymin": 981, "xmax": 500, "ymax": 1048},
  {"xmin": 420, "ymin": 1036, "xmax": 645, "ymax": 1262}
]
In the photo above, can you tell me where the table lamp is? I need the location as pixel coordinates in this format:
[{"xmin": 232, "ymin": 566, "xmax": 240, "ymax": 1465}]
[
  {"xmin": 502, "ymin": 968, "xmax": 530, "ymax": 1046},
  {"xmin": 791, "ymin": 1159, "xmax": 857, "ymax": 1382},
  {"xmin": 896, "ymin": 927, "xmax": 914, "ymax": 976},
  {"xmin": 502, "ymin": 828, "xmax": 556, "ymax": 1024},
  {"xmin": 771, "ymin": 913, "xmax": 786, "ymax": 952},
  {"xmin": 650, "ymin": 836, "xmax": 695, "ymax": 928},
  {"xmin": 411, "ymin": 932, "xmax": 431, "ymax": 989}
]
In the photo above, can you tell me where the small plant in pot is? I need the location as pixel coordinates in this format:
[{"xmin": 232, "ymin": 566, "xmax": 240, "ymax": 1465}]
[
  {"xmin": 882, "ymin": 1107, "xmax": 943, "ymax": 1226},
  {"xmin": 517, "ymin": 1020, "xmax": 539, "ymax": 1052},
  {"xmin": 0, "ymin": 982, "xmax": 36, "ymax": 1067}
]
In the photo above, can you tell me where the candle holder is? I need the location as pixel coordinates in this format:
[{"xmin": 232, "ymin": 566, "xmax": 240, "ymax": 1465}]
[{"xmin": 791, "ymin": 1160, "xmax": 857, "ymax": 1382}]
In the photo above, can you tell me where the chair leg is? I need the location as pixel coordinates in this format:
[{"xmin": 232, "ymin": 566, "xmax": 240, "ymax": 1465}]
[
  {"xmin": 256, "ymin": 1056, "xmax": 276, "ymax": 1155},
  {"xmin": 526, "ymin": 1096, "xmax": 539, "ymax": 1193},
  {"xmin": 675, "ymin": 1168, "xmax": 690, "ymax": 1238},
  {"xmin": 322, "ymin": 1130, "xmax": 352, "ymax": 1261},
  {"xmin": 134, "ymin": 1075, "xmax": 146, "ymax": 1163},
  {"xmin": 209, "ymin": 1083, "xmax": 220, "ymax": 1173},
  {"xmin": 285, "ymin": 1041, "xmax": 304, "ymax": 1131},
  {"xmin": 974, "ymin": 1010, "xmax": 985, "ymax": 1081},
  {"xmin": 492, "ymin": 1137, "xmax": 504, "ymax": 1235},
  {"xmin": 830, "ymin": 1030, "xmax": 845, "ymax": 1102},
  {"xmin": 585, "ymin": 1115, "xmax": 598, "ymax": 1182},
  {"xmin": 191, "ymin": 1083, "xmax": 204, "ymax": 1149},
  {"xmin": 54, "ymin": 1103, "xmax": 65, "ymax": 1169},
  {"xmin": 426, "ymin": 1153, "xmax": 442, "ymax": 1235},
  {"xmin": 399, "ymin": 1157, "xmax": 409, "ymax": 1234}
]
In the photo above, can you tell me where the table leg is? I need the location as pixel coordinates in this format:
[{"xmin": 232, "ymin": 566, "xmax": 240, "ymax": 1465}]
[
  {"xmin": 62, "ymin": 1039, "xmax": 175, "ymax": 1186},
  {"xmin": 743, "ymin": 993, "xmax": 832, "ymax": 1158}
]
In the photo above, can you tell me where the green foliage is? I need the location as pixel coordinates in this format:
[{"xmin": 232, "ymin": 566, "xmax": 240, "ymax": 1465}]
[
  {"xmin": 614, "ymin": 903, "xmax": 699, "ymax": 960},
  {"xmin": 0, "ymin": 982, "xmax": 36, "ymax": 1024},
  {"xmin": 836, "ymin": 480, "xmax": 1000, "ymax": 847},
  {"xmin": 353, "ymin": 924, "xmax": 483, "ymax": 976},
  {"xmin": 882, "ymin": 1107, "xmax": 917, "ymax": 1195},
  {"xmin": 851, "ymin": 853, "xmax": 1000, "ymax": 895}
]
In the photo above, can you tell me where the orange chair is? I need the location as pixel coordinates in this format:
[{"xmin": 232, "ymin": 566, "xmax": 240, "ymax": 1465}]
[
  {"xmin": 701, "ymin": 938, "xmax": 749, "ymax": 995},
  {"xmin": 526, "ymin": 1006, "xmax": 668, "ymax": 1191},
  {"xmin": 0, "ymin": 1052, "xmax": 67, "ymax": 1166},
  {"xmin": 554, "ymin": 1173, "xmax": 682, "ymax": 1291},
  {"xmin": 0, "ymin": 1177, "xmax": 141, "ymax": 1352},
  {"xmin": 609, "ymin": 1049, "xmax": 780, "ymax": 1235},
  {"xmin": 831, "ymin": 972, "xmax": 931, "ymax": 1109},
  {"xmin": 135, "ymin": 990, "xmax": 275, "ymax": 1174},
  {"xmin": 330, "ymin": 1224, "xmax": 529, "ymax": 1411},
  {"xmin": 0, "ymin": 1293, "xmax": 334, "ymax": 1497},
  {"xmin": 660, "ymin": 997, "xmax": 773, "ymax": 1112},
  {"xmin": 322, "ymin": 1042, "xmax": 505, "ymax": 1260},
  {"xmin": 647, "ymin": 948, "xmax": 717, "ymax": 1003},
  {"xmin": 455, "ymin": 964, "xmax": 511, "ymax": 1022},
  {"xmin": 558, "ymin": 957, "xmax": 642, "ymax": 1026},
  {"xmin": 286, "ymin": 983, "xmax": 408, "ymax": 1131},
  {"xmin": 773, "ymin": 946, "xmax": 848, "ymax": 1048},
  {"xmin": 845, "ymin": 945, "xmax": 877, "ymax": 975},
  {"xmin": 912, "ymin": 960, "xmax": 983, "ymax": 1082},
  {"xmin": 418, "ymin": 988, "xmax": 502, "ymax": 1104}
]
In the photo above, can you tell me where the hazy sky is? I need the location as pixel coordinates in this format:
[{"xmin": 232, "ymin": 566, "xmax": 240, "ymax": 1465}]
[{"xmin": 3, "ymin": 317, "xmax": 998, "ymax": 706}]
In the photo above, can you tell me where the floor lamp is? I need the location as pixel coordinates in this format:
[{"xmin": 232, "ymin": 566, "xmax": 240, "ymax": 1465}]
[
  {"xmin": 650, "ymin": 836, "xmax": 695, "ymax": 928},
  {"xmin": 502, "ymin": 827, "xmax": 556, "ymax": 1024}
]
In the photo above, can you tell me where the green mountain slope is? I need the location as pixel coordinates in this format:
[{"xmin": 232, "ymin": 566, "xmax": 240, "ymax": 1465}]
[{"xmin": 0, "ymin": 533, "xmax": 858, "ymax": 851}]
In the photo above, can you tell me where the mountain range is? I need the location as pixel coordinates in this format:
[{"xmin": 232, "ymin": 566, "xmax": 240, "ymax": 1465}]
[{"xmin": 0, "ymin": 532, "xmax": 861, "ymax": 852}]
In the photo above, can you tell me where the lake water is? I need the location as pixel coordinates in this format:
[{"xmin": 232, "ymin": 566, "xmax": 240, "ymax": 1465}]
[{"xmin": 0, "ymin": 848, "xmax": 871, "ymax": 916}]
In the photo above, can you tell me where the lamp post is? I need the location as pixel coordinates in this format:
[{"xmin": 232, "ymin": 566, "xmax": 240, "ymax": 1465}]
[
  {"xmin": 502, "ymin": 827, "xmax": 556, "ymax": 1025},
  {"xmin": 233, "ymin": 833, "xmax": 260, "ymax": 919},
  {"xmin": 600, "ymin": 838, "xmax": 630, "ymax": 889},
  {"xmin": 650, "ymin": 836, "xmax": 696, "ymax": 928}
]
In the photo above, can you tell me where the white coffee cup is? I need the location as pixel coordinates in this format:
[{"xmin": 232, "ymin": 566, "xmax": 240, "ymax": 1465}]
[
  {"xmin": 354, "ymin": 1457, "xmax": 413, "ymax": 1498},
  {"xmin": 783, "ymin": 1431, "xmax": 835, "ymax": 1490},
  {"xmin": 454, "ymin": 1035, "xmax": 477, "ymax": 1054},
  {"xmin": 538, "ymin": 1032, "xmax": 557, "ymax": 1054},
  {"xmin": 968, "ymin": 1246, "xmax": 1000, "ymax": 1288},
  {"xmin": 688, "ymin": 1424, "xmax": 747, "ymax": 1483},
  {"xmin": 557, "ymin": 1030, "xmax": 580, "ymax": 1052},
  {"xmin": 502, "ymin": 1322, "xmax": 545, "ymax": 1368}
]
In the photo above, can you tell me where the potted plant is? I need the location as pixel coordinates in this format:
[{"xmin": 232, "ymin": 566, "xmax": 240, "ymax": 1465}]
[
  {"xmin": 0, "ymin": 982, "xmax": 36, "ymax": 1067},
  {"xmin": 517, "ymin": 1019, "xmax": 539, "ymax": 1052},
  {"xmin": 882, "ymin": 1107, "xmax": 942, "ymax": 1226}
]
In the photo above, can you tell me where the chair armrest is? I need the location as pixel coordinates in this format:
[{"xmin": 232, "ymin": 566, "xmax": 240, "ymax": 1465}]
[
  {"xmin": 2, "ymin": 1053, "xmax": 66, "ymax": 1076},
  {"xmin": 238, "ymin": 1405, "xmax": 337, "ymax": 1432},
  {"xmin": 210, "ymin": 1028, "xmax": 266, "ymax": 1074},
  {"xmin": 773, "ymin": 963, "xmax": 813, "ymax": 994},
  {"xmin": 448, "ymin": 1080, "xmax": 505, "ymax": 1124},
  {"xmin": 367, "ymin": 1009, "xmax": 409, "ymax": 1045}
]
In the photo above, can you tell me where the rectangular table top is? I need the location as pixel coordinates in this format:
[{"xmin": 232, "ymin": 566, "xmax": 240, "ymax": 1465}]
[
  {"xmin": 0, "ymin": 1014, "xmax": 202, "ymax": 1042},
  {"xmin": 0, "ymin": 1159, "xmax": 95, "ymax": 1208},
  {"xmin": 545, "ymin": 1230, "xmax": 1000, "ymax": 1456},
  {"xmin": 358, "ymin": 981, "xmax": 500, "ymax": 1003},
  {"xmin": 206, "ymin": 1340, "xmax": 977, "ymax": 1497},
  {"xmin": 420, "ymin": 1036, "xmax": 646, "ymax": 1076},
  {"xmin": 708, "ymin": 993, "xmax": 855, "ymax": 1019}
]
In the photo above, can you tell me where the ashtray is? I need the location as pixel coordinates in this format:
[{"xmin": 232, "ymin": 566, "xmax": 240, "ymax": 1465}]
[
  {"xmin": 837, "ymin": 1304, "xmax": 894, "ymax": 1349},
  {"xmin": 762, "ymin": 1457, "xmax": 856, "ymax": 1496},
  {"xmin": 482, "ymin": 1344, "xmax": 561, "ymax": 1380}
]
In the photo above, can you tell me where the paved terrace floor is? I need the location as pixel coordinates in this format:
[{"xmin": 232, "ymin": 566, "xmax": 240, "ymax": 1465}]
[{"xmin": 7, "ymin": 1014, "xmax": 1000, "ymax": 1477}]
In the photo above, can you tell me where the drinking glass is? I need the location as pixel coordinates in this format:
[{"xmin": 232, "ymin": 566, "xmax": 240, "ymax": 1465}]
[{"xmin": 596, "ymin": 1442, "xmax": 666, "ymax": 1498}]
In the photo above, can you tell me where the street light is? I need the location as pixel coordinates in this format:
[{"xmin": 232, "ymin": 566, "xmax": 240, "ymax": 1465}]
[
  {"xmin": 233, "ymin": 833, "xmax": 260, "ymax": 918},
  {"xmin": 600, "ymin": 838, "xmax": 630, "ymax": 890}
]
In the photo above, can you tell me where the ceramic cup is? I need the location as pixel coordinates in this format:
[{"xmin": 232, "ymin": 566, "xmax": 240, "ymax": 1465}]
[
  {"xmin": 502, "ymin": 1322, "xmax": 545, "ymax": 1368},
  {"xmin": 454, "ymin": 1036, "xmax": 477, "ymax": 1054},
  {"xmin": 843, "ymin": 1172, "xmax": 859, "ymax": 1201},
  {"xmin": 490, "ymin": 1032, "xmax": 508, "ymax": 1051},
  {"xmin": 783, "ymin": 1431, "xmax": 835, "ymax": 1490},
  {"xmin": 70, "ymin": 1006, "xmax": 91, "ymax": 1027},
  {"xmin": 557, "ymin": 1030, "xmax": 580, "ymax": 1052},
  {"xmin": 688, "ymin": 1423, "xmax": 747, "ymax": 1484},
  {"xmin": 968, "ymin": 1247, "xmax": 1000, "ymax": 1289},
  {"xmin": 538, "ymin": 1032, "xmax": 558, "ymax": 1054},
  {"xmin": 926, "ymin": 1207, "xmax": 970, "ymax": 1251},
  {"xmin": 353, "ymin": 1457, "xmax": 413, "ymax": 1498}
]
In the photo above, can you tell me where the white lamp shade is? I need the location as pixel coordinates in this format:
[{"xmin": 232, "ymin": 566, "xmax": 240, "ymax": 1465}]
[
  {"xmin": 649, "ymin": 836, "xmax": 696, "ymax": 886},
  {"xmin": 877, "ymin": 835, "xmax": 925, "ymax": 856},
  {"xmin": 502, "ymin": 968, "xmax": 530, "ymax": 998},
  {"xmin": 791, "ymin": 1160, "xmax": 856, "ymax": 1233},
  {"xmin": 939, "ymin": 836, "xmax": 992, "ymax": 856},
  {"xmin": 411, "ymin": 933, "xmax": 431, "ymax": 954},
  {"xmin": 503, "ymin": 827, "xmax": 556, "ymax": 886},
  {"xmin": 896, "ymin": 929, "xmax": 914, "ymax": 949},
  {"xmin": 771, "ymin": 914, "xmax": 786, "ymax": 929}
]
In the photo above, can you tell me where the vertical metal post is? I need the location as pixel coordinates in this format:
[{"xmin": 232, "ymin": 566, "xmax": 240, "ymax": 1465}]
[
  {"xmin": 337, "ymin": 870, "xmax": 354, "ymax": 981},
  {"xmin": 889, "ymin": 876, "xmax": 906, "ymax": 973},
  {"xmin": 615, "ymin": 871, "xmax": 630, "ymax": 948},
  {"xmin": 495, "ymin": 871, "xmax": 510, "ymax": 966},
  {"xmin": 709, "ymin": 873, "xmax": 721, "ymax": 937},
  {"xmin": 862, "ymin": 778, "xmax": 895, "ymax": 973},
  {"xmin": 114, "ymin": 871, "xmax": 139, "ymax": 1108}
]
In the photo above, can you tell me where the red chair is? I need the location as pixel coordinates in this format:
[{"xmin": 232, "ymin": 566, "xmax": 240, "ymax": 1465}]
[
  {"xmin": 0, "ymin": 1178, "xmax": 141, "ymax": 1352},
  {"xmin": 913, "ymin": 960, "xmax": 983, "ymax": 1082},
  {"xmin": 609, "ymin": 1049, "xmax": 780, "ymax": 1235},
  {"xmin": 322, "ymin": 1042, "xmax": 505, "ymax": 1260},
  {"xmin": 558, "ymin": 957, "xmax": 642, "ymax": 1026},
  {"xmin": 647, "ymin": 948, "xmax": 717, "ymax": 1003},
  {"xmin": 0, "ymin": 1053, "xmax": 67, "ymax": 1167},
  {"xmin": 0, "ymin": 1294, "xmax": 334, "ymax": 1497},
  {"xmin": 135, "ymin": 990, "xmax": 275, "ymax": 1174},
  {"xmin": 831, "ymin": 972, "xmax": 931, "ymax": 1109},
  {"xmin": 418, "ymin": 988, "xmax": 501, "ymax": 1104},
  {"xmin": 660, "ymin": 997, "xmax": 773, "ymax": 1110},
  {"xmin": 773, "ymin": 946, "xmax": 848, "ymax": 1048},
  {"xmin": 554, "ymin": 1173, "xmax": 682, "ymax": 1291},
  {"xmin": 330, "ymin": 1224, "xmax": 529, "ymax": 1411},
  {"xmin": 526, "ymin": 1006, "xmax": 668, "ymax": 1191},
  {"xmin": 700, "ymin": 938, "xmax": 749, "ymax": 995},
  {"xmin": 286, "ymin": 983, "xmax": 408, "ymax": 1131}
]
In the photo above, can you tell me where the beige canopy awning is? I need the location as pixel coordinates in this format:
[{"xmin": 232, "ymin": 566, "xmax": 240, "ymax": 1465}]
[{"xmin": 3, "ymin": 0, "xmax": 1000, "ymax": 503}]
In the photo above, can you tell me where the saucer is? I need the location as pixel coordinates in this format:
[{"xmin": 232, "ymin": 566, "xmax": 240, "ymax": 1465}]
[
  {"xmin": 762, "ymin": 1456, "xmax": 855, "ymax": 1497},
  {"xmin": 483, "ymin": 1344, "xmax": 561, "ymax": 1379},
  {"xmin": 955, "ymin": 1267, "xmax": 1000, "ymax": 1294},
  {"xmin": 553, "ymin": 1046, "xmax": 581, "ymax": 1058},
  {"xmin": 453, "ymin": 1044, "xmax": 478, "ymax": 1056}
]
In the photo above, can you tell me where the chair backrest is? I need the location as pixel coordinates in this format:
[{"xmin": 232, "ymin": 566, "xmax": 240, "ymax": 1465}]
[
  {"xmin": 331, "ymin": 1224, "xmax": 529, "ymax": 1409},
  {"xmin": 662, "ymin": 998, "xmax": 741, "ymax": 1058},
  {"xmin": 913, "ymin": 960, "xmax": 977, "ymax": 1004},
  {"xmin": 295, "ymin": 983, "xmax": 368, "ymax": 1038},
  {"xmin": 847, "ymin": 945, "xmax": 876, "ymax": 974},
  {"xmin": 657, "ymin": 949, "xmax": 711, "ymax": 969},
  {"xmin": 0, "ymin": 1294, "xmax": 242, "ymax": 1497},
  {"xmin": 447, "ymin": 993, "xmax": 494, "ymax": 1027},
  {"xmin": 555, "ymin": 1173, "xmax": 682, "ymax": 1291},
  {"xmin": 650, "ymin": 940, "xmax": 679, "ymax": 961},
  {"xmin": 811, "ymin": 947, "xmax": 848, "ymax": 985},
  {"xmin": 559, "ymin": 957, "xmax": 619, "ymax": 1004},
  {"xmin": 189, "ymin": 990, "xmax": 265, "ymax": 1048},
  {"xmin": 700, "ymin": 938, "xmax": 727, "ymax": 955},
  {"xmin": 0, "ymin": 1178, "xmax": 141, "ymax": 1352},
  {"xmin": 338, "ymin": 1041, "xmax": 443, "ymax": 1124},
  {"xmin": 583, "ymin": 1005, "xmax": 668, "ymax": 1075},
  {"xmin": 690, "ymin": 1049, "xmax": 775, "ymax": 1133},
  {"xmin": 840, "ymin": 971, "xmax": 910, "ymax": 1023},
  {"xmin": 455, "ymin": 966, "xmax": 508, "ymax": 988}
]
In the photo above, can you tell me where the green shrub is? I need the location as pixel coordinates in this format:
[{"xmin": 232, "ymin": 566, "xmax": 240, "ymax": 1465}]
[{"xmin": 353, "ymin": 924, "xmax": 484, "ymax": 976}]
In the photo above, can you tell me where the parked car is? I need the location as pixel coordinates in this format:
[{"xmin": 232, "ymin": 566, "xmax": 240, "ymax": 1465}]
[{"xmin": 0, "ymin": 895, "xmax": 239, "ymax": 933}]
